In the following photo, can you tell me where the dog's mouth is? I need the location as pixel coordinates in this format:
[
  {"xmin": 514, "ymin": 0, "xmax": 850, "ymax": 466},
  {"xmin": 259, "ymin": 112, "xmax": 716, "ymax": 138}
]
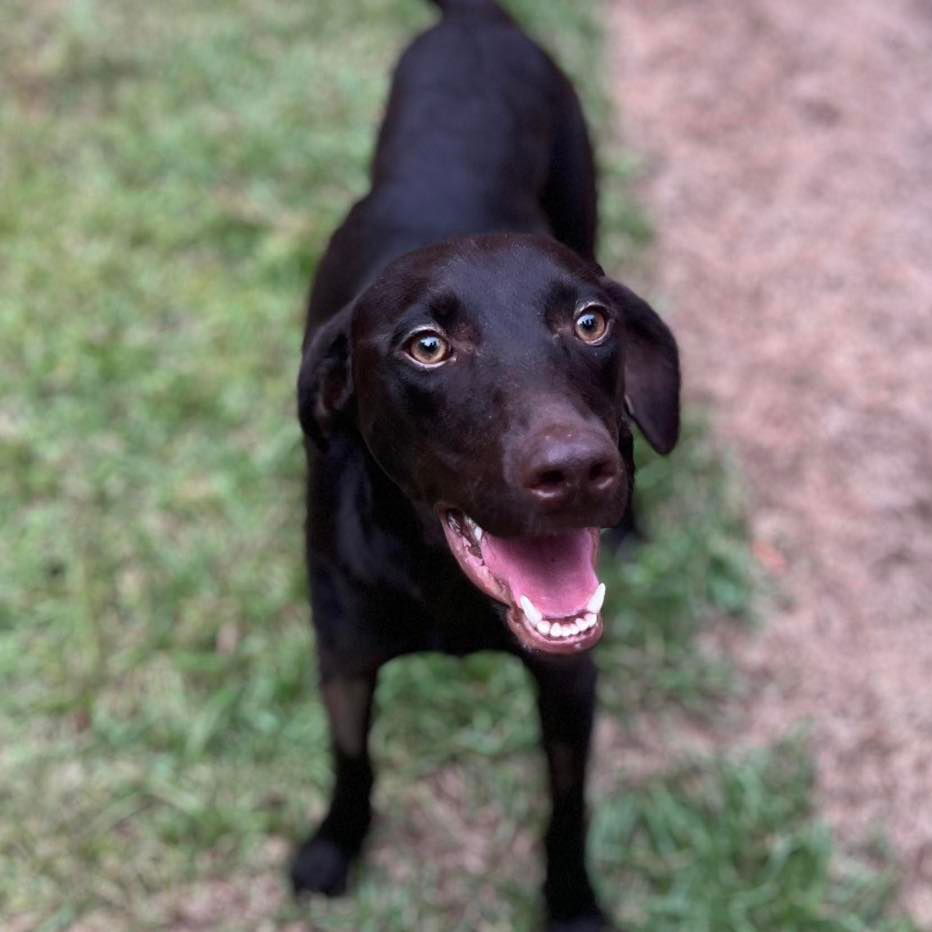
[{"xmin": 440, "ymin": 509, "xmax": 604, "ymax": 654}]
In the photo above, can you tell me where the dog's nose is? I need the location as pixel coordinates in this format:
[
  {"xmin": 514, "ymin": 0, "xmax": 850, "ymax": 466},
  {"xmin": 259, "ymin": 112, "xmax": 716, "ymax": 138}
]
[{"xmin": 520, "ymin": 430, "xmax": 621, "ymax": 509}]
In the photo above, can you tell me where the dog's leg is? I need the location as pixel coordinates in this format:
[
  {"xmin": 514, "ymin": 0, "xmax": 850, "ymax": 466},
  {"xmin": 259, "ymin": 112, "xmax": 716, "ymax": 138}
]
[
  {"xmin": 291, "ymin": 668, "xmax": 378, "ymax": 897},
  {"xmin": 525, "ymin": 653, "xmax": 610, "ymax": 932}
]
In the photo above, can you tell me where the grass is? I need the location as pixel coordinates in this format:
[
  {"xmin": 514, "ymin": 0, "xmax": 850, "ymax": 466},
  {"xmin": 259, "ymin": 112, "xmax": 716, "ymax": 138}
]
[{"xmin": 0, "ymin": 0, "xmax": 913, "ymax": 929}]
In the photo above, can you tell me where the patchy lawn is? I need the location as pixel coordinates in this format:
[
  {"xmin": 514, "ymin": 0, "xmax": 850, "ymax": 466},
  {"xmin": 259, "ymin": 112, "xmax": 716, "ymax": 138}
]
[{"xmin": 0, "ymin": 0, "xmax": 912, "ymax": 928}]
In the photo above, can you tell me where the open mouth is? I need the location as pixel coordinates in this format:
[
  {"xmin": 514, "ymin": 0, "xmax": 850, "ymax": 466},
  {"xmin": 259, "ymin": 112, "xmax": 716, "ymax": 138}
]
[{"xmin": 440, "ymin": 509, "xmax": 605, "ymax": 655}]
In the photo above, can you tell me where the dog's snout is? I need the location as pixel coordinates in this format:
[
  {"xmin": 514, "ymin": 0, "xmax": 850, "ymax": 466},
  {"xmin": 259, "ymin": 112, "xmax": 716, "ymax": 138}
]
[{"xmin": 520, "ymin": 429, "xmax": 621, "ymax": 509}]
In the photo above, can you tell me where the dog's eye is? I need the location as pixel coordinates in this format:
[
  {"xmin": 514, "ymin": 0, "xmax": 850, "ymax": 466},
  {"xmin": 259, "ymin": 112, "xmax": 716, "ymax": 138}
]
[
  {"xmin": 573, "ymin": 306, "xmax": 610, "ymax": 344},
  {"xmin": 405, "ymin": 331, "xmax": 452, "ymax": 367}
]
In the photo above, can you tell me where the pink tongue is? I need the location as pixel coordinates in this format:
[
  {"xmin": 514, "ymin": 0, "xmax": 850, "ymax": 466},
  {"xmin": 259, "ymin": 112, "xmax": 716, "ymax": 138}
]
[{"xmin": 481, "ymin": 530, "xmax": 598, "ymax": 617}]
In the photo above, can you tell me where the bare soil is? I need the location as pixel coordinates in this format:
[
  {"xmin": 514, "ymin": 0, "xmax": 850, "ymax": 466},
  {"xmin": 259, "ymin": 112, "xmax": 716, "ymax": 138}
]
[{"xmin": 609, "ymin": 0, "xmax": 932, "ymax": 921}]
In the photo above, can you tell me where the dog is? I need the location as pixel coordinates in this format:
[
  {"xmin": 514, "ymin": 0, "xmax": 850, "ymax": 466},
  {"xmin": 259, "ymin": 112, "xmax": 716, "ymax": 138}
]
[{"xmin": 293, "ymin": 1, "xmax": 680, "ymax": 928}]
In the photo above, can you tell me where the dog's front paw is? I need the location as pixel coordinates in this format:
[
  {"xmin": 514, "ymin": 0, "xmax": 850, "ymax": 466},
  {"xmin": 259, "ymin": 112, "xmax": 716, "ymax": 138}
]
[
  {"xmin": 546, "ymin": 908, "xmax": 617, "ymax": 932},
  {"xmin": 290, "ymin": 835, "xmax": 354, "ymax": 897}
]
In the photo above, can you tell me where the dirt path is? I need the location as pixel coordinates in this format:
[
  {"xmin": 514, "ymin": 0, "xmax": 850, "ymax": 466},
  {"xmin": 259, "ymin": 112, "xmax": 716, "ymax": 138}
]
[{"xmin": 609, "ymin": 0, "xmax": 932, "ymax": 922}]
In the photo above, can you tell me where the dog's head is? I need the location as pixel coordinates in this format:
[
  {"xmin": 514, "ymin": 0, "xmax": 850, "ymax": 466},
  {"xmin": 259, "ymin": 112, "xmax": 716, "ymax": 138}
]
[{"xmin": 299, "ymin": 234, "xmax": 679, "ymax": 654}]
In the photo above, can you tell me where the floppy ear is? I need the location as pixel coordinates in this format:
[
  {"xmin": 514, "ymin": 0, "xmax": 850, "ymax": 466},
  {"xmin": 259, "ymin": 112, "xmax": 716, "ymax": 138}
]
[
  {"xmin": 297, "ymin": 303, "xmax": 355, "ymax": 449},
  {"xmin": 602, "ymin": 278, "xmax": 681, "ymax": 455}
]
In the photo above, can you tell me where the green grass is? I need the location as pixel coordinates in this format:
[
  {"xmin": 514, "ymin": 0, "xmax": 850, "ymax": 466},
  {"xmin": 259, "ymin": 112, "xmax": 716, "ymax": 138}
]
[{"xmin": 0, "ymin": 0, "xmax": 912, "ymax": 929}]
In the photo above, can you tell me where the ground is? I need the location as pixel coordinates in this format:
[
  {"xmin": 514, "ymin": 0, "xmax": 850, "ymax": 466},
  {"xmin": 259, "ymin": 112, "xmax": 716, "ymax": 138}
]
[
  {"xmin": 0, "ymin": 0, "xmax": 922, "ymax": 928},
  {"xmin": 611, "ymin": 0, "xmax": 932, "ymax": 923}
]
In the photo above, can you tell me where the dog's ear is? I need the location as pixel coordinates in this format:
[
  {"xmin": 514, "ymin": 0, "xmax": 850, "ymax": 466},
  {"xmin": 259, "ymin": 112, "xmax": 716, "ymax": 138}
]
[
  {"xmin": 297, "ymin": 302, "xmax": 355, "ymax": 449},
  {"xmin": 602, "ymin": 278, "xmax": 681, "ymax": 455}
]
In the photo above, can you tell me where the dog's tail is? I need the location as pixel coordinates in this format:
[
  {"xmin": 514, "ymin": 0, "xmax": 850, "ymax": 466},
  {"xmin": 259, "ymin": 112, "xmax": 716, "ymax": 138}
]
[{"xmin": 427, "ymin": 0, "xmax": 506, "ymax": 17}]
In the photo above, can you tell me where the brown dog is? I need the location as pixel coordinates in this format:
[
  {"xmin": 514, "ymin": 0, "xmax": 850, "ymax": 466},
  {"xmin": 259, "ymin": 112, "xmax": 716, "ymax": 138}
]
[{"xmin": 293, "ymin": 2, "xmax": 680, "ymax": 928}]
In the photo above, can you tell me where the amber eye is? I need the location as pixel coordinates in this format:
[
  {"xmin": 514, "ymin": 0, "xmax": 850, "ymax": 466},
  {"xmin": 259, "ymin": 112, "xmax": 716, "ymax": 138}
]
[
  {"xmin": 405, "ymin": 330, "xmax": 452, "ymax": 366},
  {"xmin": 573, "ymin": 305, "xmax": 610, "ymax": 344}
]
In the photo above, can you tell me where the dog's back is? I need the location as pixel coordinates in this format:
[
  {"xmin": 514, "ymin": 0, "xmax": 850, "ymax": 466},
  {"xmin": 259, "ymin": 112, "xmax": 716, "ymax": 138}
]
[{"xmin": 305, "ymin": 0, "xmax": 597, "ymax": 334}]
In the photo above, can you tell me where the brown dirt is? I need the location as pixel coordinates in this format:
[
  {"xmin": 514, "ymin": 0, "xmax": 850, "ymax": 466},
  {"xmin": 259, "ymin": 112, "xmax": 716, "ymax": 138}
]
[{"xmin": 609, "ymin": 0, "xmax": 932, "ymax": 922}]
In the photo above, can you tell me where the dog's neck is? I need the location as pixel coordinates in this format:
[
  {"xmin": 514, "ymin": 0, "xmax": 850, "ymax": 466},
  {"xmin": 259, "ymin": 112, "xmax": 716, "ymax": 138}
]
[{"xmin": 316, "ymin": 429, "xmax": 450, "ymax": 590}]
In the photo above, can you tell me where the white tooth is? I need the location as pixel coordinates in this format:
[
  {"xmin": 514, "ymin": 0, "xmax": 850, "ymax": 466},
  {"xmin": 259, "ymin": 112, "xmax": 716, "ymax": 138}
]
[
  {"xmin": 584, "ymin": 613, "xmax": 597, "ymax": 629},
  {"xmin": 474, "ymin": 527, "xmax": 483, "ymax": 542},
  {"xmin": 520, "ymin": 595, "xmax": 543, "ymax": 625},
  {"xmin": 586, "ymin": 583, "xmax": 606, "ymax": 615},
  {"xmin": 568, "ymin": 621, "xmax": 580, "ymax": 636},
  {"xmin": 551, "ymin": 622, "xmax": 565, "ymax": 637},
  {"xmin": 537, "ymin": 620, "xmax": 552, "ymax": 635}
]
